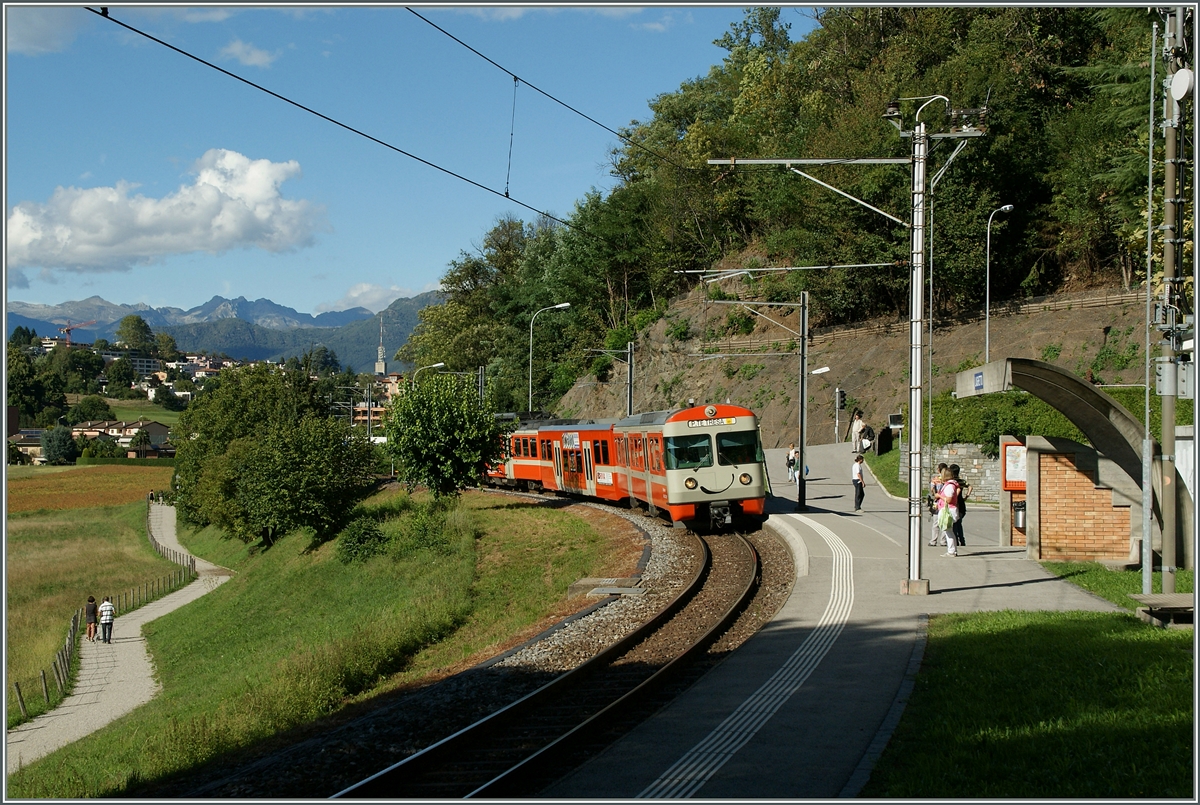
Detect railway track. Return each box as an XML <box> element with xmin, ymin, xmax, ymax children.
<box><xmin>334</xmin><ymin>530</ymin><xmax>760</xmax><ymax>799</ymax></box>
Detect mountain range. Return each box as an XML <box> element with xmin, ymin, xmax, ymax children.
<box><xmin>6</xmin><ymin>292</ymin><xmax>442</xmax><ymax>373</ymax></box>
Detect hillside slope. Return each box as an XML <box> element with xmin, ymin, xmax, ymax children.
<box><xmin>555</xmin><ymin>285</ymin><xmax>1150</xmax><ymax>449</ymax></box>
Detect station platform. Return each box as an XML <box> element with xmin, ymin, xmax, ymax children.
<box><xmin>544</xmin><ymin>441</ymin><xmax>1118</xmax><ymax>798</ymax></box>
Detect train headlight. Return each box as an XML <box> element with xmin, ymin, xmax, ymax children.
<box><xmin>685</xmin><ymin>477</ymin><xmax>698</xmax><ymax>490</ymax></box>
<box><xmin>739</xmin><ymin>473</ymin><xmax>753</xmax><ymax>485</ymax></box>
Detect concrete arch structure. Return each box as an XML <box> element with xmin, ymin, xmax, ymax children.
<box><xmin>956</xmin><ymin>358</ymin><xmax>1193</xmax><ymax>569</ymax></box>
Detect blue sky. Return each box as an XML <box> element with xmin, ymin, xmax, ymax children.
<box><xmin>5</xmin><ymin>5</ymin><xmax>818</xmax><ymax>315</ymax></box>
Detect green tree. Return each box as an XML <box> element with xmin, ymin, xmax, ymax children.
<box><xmin>8</xmin><ymin>440</ymin><xmax>29</xmax><ymax>465</ymax></box>
<box><xmin>155</xmin><ymin>332</ymin><xmax>180</xmax><ymax>361</ymax></box>
<box><xmin>115</xmin><ymin>315</ymin><xmax>154</xmax><ymax>352</ymax></box>
<box><xmin>41</xmin><ymin>425</ymin><xmax>78</xmax><ymax>464</ymax></box>
<box><xmin>384</xmin><ymin>373</ymin><xmax>510</xmax><ymax>498</ymax></box>
<box><xmin>130</xmin><ymin>428</ymin><xmax>152</xmax><ymax>459</ymax></box>
<box><xmin>106</xmin><ymin>357</ymin><xmax>136</xmax><ymax>389</ymax></box>
<box><xmin>67</xmin><ymin>395</ymin><xmax>115</xmax><ymax>425</ymax></box>
<box><xmin>8</xmin><ymin>326</ymin><xmax>39</xmax><ymax>347</ymax></box>
<box><xmin>6</xmin><ymin>343</ymin><xmax>44</xmax><ymax>423</ymax></box>
<box><xmin>173</xmin><ymin>362</ymin><xmax>329</xmax><ymax>528</ymax></box>
<box><xmin>80</xmin><ymin>437</ymin><xmax>124</xmax><ymax>459</ymax></box>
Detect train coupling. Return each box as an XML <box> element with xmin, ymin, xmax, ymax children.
<box><xmin>710</xmin><ymin>502</ymin><xmax>733</xmax><ymax>528</ymax></box>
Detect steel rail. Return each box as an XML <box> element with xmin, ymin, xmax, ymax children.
<box><xmin>333</xmin><ymin>531</ymin><xmax>715</xmax><ymax>798</ymax></box>
<box><xmin>468</xmin><ymin>533</ymin><xmax>761</xmax><ymax>798</ymax></box>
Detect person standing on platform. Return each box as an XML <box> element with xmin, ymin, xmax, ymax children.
<box><xmin>949</xmin><ymin>464</ymin><xmax>967</xmax><ymax>547</ymax></box>
<box><xmin>852</xmin><ymin>455</ymin><xmax>866</xmax><ymax>512</ymax></box>
<box><xmin>98</xmin><ymin>596</ymin><xmax>115</xmax><ymax>643</ymax></box>
<box><xmin>850</xmin><ymin>411</ymin><xmax>864</xmax><ymax>454</ymax></box>
<box><xmin>936</xmin><ymin>466</ymin><xmax>961</xmax><ymax>557</ymax></box>
<box><xmin>928</xmin><ymin>462</ymin><xmax>948</xmax><ymax>546</ymax></box>
<box><xmin>786</xmin><ymin>443</ymin><xmax>798</xmax><ymax>482</ymax></box>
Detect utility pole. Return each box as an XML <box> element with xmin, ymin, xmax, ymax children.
<box><xmin>1158</xmin><ymin>6</ymin><xmax>1193</xmax><ymax>593</ymax></box>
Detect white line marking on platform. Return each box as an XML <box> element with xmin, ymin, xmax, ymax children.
<box><xmin>637</xmin><ymin>514</ymin><xmax>854</xmax><ymax>799</ymax></box>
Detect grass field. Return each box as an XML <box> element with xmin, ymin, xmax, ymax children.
<box><xmin>6</xmin><ymin>501</ymin><xmax>180</xmax><ymax>727</ymax></box>
<box><xmin>105</xmin><ymin>398</ymin><xmax>182</xmax><ymax>427</ymax></box>
<box><xmin>6</xmin><ymin>464</ymin><xmax>175</xmax><ymax>512</ymax></box>
<box><xmin>6</xmin><ymin>488</ymin><xmax>644</xmax><ymax>797</ymax></box>
<box><xmin>1042</xmin><ymin>561</ymin><xmax>1194</xmax><ymax>608</ymax></box>
<box><xmin>860</xmin><ymin>610</ymin><xmax>1193</xmax><ymax>798</ymax></box>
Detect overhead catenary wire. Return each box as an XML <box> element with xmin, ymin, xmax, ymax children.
<box><xmin>405</xmin><ymin>6</ymin><xmax>699</xmax><ymax>174</ymax></box>
<box><xmin>83</xmin><ymin>6</ymin><xmax>599</xmax><ymax>241</ymax></box>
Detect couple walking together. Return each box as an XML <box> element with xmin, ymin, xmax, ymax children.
<box><xmin>84</xmin><ymin>595</ymin><xmax>116</xmax><ymax>643</ymax></box>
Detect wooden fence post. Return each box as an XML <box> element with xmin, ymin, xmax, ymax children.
<box><xmin>13</xmin><ymin>682</ymin><xmax>27</xmax><ymax>719</ymax></box>
<box><xmin>51</xmin><ymin>660</ymin><xmax>63</xmax><ymax>693</ymax></box>
<box><xmin>40</xmin><ymin>670</ymin><xmax>49</xmax><ymax>704</ymax></box>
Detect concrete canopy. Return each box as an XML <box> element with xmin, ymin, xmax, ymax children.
<box><xmin>956</xmin><ymin>357</ymin><xmax>1192</xmax><ymax>567</ymax></box>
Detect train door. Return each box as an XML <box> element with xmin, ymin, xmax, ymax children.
<box><xmin>553</xmin><ymin>442</ymin><xmax>563</xmax><ymax>489</ymax></box>
<box><xmin>643</xmin><ymin>432</ymin><xmax>659</xmax><ymax>514</ymax></box>
<box><xmin>582</xmin><ymin>441</ymin><xmax>596</xmax><ymax>497</ymax></box>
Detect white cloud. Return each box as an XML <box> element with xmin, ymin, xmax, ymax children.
<box><xmin>316</xmin><ymin>283</ymin><xmax>426</xmax><ymax>314</ymax></box>
<box><xmin>5</xmin><ymin>6</ymin><xmax>87</xmax><ymax>55</ymax></box>
<box><xmin>6</xmin><ymin>148</ymin><xmax>326</xmax><ymax>272</ymax></box>
<box><xmin>219</xmin><ymin>38</ymin><xmax>279</xmax><ymax>68</ymax></box>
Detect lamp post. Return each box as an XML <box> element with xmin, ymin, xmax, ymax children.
<box><xmin>528</xmin><ymin>302</ymin><xmax>570</xmax><ymax>412</ymax></box>
<box><xmin>413</xmin><ymin>361</ymin><xmax>444</xmax><ymax>382</ymax></box>
<box><xmin>985</xmin><ymin>204</ymin><xmax>1014</xmax><ymax>364</ymax></box>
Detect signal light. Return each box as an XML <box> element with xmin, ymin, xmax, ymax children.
<box><xmin>837</xmin><ymin>388</ymin><xmax>847</xmax><ymax>410</ymax></box>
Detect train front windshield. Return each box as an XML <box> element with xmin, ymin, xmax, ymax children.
<box><xmin>716</xmin><ymin>430</ymin><xmax>761</xmax><ymax>466</ymax></box>
<box><xmin>665</xmin><ymin>434</ymin><xmax>713</xmax><ymax>469</ymax></box>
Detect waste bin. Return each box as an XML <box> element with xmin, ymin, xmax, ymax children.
<box><xmin>1012</xmin><ymin>500</ymin><xmax>1027</xmax><ymax>530</ymax></box>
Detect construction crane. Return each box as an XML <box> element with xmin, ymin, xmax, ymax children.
<box><xmin>58</xmin><ymin>320</ymin><xmax>97</xmax><ymax>347</ymax></box>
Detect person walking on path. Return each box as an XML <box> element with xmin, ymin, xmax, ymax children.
<box><xmin>6</xmin><ymin>503</ymin><xmax>233</xmax><ymax>774</ymax></box>
<box><xmin>84</xmin><ymin>596</ymin><xmax>98</xmax><ymax>642</ymax></box>
<box><xmin>786</xmin><ymin>443</ymin><xmax>798</xmax><ymax>482</ymax></box>
<box><xmin>851</xmin><ymin>455</ymin><xmax>866</xmax><ymax>512</ymax></box>
<box><xmin>98</xmin><ymin>596</ymin><xmax>115</xmax><ymax>644</ymax></box>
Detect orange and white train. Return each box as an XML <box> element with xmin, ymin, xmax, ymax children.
<box><xmin>486</xmin><ymin>403</ymin><xmax>767</xmax><ymax>530</ymax></box>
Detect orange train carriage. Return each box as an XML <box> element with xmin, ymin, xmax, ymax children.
<box><xmin>485</xmin><ymin>404</ymin><xmax>766</xmax><ymax>530</ymax></box>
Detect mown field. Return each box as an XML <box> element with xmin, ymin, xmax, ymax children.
<box><xmin>7</xmin><ymin>465</ymin><xmax>180</xmax><ymax>725</ymax></box>
<box><xmin>861</xmin><ymin>610</ymin><xmax>1193</xmax><ymax>798</ymax></box>
<box><xmin>6</xmin><ymin>464</ymin><xmax>175</xmax><ymax>512</ymax></box>
<box><xmin>6</xmin><ymin>488</ymin><xmax>644</xmax><ymax>797</ymax></box>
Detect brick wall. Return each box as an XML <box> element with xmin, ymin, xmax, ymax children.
<box><xmin>1010</xmin><ymin>491</ymin><xmax>1026</xmax><ymax>546</ymax></box>
<box><xmin>1037</xmin><ymin>453</ymin><xmax>1130</xmax><ymax>561</ymax></box>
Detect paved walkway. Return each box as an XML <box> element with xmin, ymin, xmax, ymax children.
<box><xmin>546</xmin><ymin>442</ymin><xmax>1119</xmax><ymax>798</ymax></box>
<box><xmin>6</xmin><ymin>504</ymin><xmax>231</xmax><ymax>775</ymax></box>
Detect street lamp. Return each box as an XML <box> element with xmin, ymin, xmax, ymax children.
<box><xmin>413</xmin><ymin>361</ymin><xmax>444</xmax><ymax>381</ymax></box>
<box><xmin>528</xmin><ymin>303</ymin><xmax>570</xmax><ymax>412</ymax></box>
<box><xmin>985</xmin><ymin>204</ymin><xmax>1014</xmax><ymax>363</ymax></box>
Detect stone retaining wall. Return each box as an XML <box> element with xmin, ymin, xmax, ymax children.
<box><xmin>897</xmin><ymin>440</ymin><xmax>1000</xmax><ymax>502</ymax></box>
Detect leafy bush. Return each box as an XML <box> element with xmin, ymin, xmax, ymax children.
<box><xmin>387</xmin><ymin>500</ymin><xmax>464</xmax><ymax>558</ymax></box>
<box><xmin>631</xmin><ymin>305</ymin><xmax>665</xmax><ymax>332</ymax></box>
<box><xmin>738</xmin><ymin>363</ymin><xmax>765</xmax><ymax>381</ymax></box>
<box><xmin>726</xmin><ymin>309</ymin><xmax>755</xmax><ymax>335</ymax></box>
<box><xmin>336</xmin><ymin>517</ymin><xmax>389</xmax><ymax>564</ymax></box>
<box><xmin>591</xmin><ymin>353</ymin><xmax>614</xmax><ymax>381</ymax></box>
<box><xmin>665</xmin><ymin>319</ymin><xmax>691</xmax><ymax>342</ymax></box>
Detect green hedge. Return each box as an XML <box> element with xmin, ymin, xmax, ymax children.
<box><xmin>75</xmin><ymin>457</ymin><xmax>176</xmax><ymax>467</ymax></box>
<box><xmin>926</xmin><ymin>389</ymin><xmax>1193</xmax><ymax>457</ymax></box>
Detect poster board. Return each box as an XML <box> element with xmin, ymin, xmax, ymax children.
<box><xmin>1002</xmin><ymin>441</ymin><xmax>1027</xmax><ymax>491</ymax></box>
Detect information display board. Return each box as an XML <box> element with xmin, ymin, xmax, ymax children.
<box><xmin>1002</xmin><ymin>441</ymin><xmax>1027</xmax><ymax>491</ymax></box>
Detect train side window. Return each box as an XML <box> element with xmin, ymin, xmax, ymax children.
<box><xmin>512</xmin><ymin>437</ymin><xmax>519</xmax><ymax>456</ymax></box>
<box><xmin>531</xmin><ymin>439</ymin><xmax>538</xmax><ymax>459</ymax></box>
<box><xmin>601</xmin><ymin>440</ymin><xmax>610</xmax><ymax>465</ymax></box>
